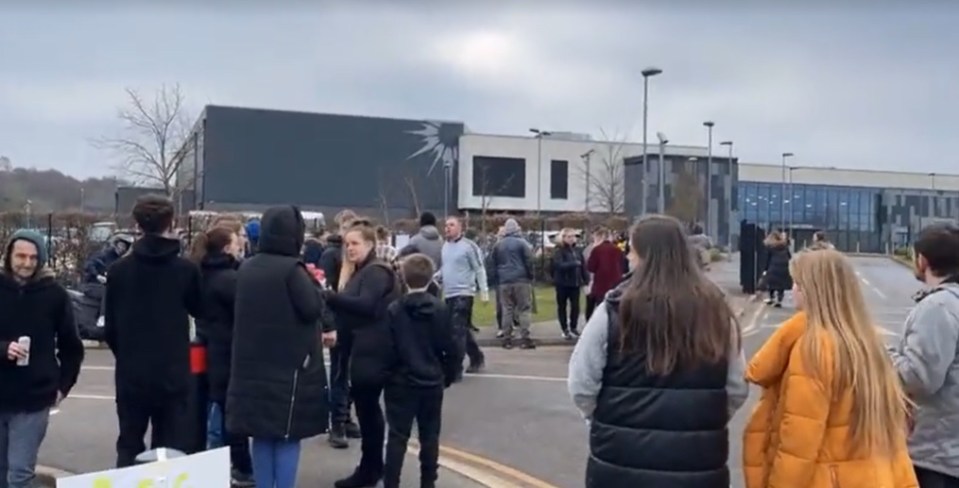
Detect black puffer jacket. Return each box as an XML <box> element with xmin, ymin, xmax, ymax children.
<box><xmin>196</xmin><ymin>252</ymin><xmax>239</xmax><ymax>404</ymax></box>
<box><xmin>227</xmin><ymin>206</ymin><xmax>335</xmax><ymax>440</ymax></box>
<box><xmin>551</xmin><ymin>244</ymin><xmax>588</xmax><ymax>288</ymax></box>
<box><xmin>763</xmin><ymin>242</ymin><xmax>792</xmax><ymax>291</ymax></box>
<box><xmin>326</xmin><ymin>253</ymin><xmax>401</xmax><ymax>387</ymax></box>
<box><xmin>587</xmin><ymin>287</ymin><xmax>730</xmax><ymax>488</ymax></box>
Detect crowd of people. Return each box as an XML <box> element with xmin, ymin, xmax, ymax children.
<box><xmin>569</xmin><ymin>215</ymin><xmax>959</xmax><ymax>488</ymax></box>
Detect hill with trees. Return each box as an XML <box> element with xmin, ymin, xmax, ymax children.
<box><xmin>0</xmin><ymin>166</ymin><xmax>122</xmax><ymax>214</ymax></box>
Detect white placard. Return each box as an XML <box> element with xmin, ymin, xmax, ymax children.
<box><xmin>56</xmin><ymin>448</ymin><xmax>230</xmax><ymax>488</ymax></box>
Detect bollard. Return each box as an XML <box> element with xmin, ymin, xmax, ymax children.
<box><xmin>185</xmin><ymin>336</ymin><xmax>209</xmax><ymax>454</ymax></box>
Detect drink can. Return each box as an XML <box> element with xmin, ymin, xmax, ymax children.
<box><xmin>16</xmin><ymin>336</ymin><xmax>30</xmax><ymax>367</ymax></box>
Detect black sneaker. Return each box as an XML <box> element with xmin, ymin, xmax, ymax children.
<box><xmin>334</xmin><ymin>468</ymin><xmax>382</xmax><ymax>488</ymax></box>
<box><xmin>501</xmin><ymin>338</ymin><xmax>514</xmax><ymax>350</ymax></box>
<box><xmin>231</xmin><ymin>469</ymin><xmax>255</xmax><ymax>487</ymax></box>
<box><xmin>519</xmin><ymin>339</ymin><xmax>537</xmax><ymax>350</ymax></box>
<box><xmin>570</xmin><ymin>329</ymin><xmax>580</xmax><ymax>338</ymax></box>
<box><xmin>328</xmin><ymin>423</ymin><xmax>348</xmax><ymax>449</ymax></box>
<box><xmin>466</xmin><ymin>361</ymin><xmax>485</xmax><ymax>374</ymax></box>
<box><xmin>495</xmin><ymin>330</ymin><xmax>505</xmax><ymax>338</ymax></box>
<box><xmin>774</xmin><ymin>302</ymin><xmax>783</xmax><ymax>308</ymax></box>
<box><xmin>344</xmin><ymin>420</ymin><xmax>362</xmax><ymax>439</ymax></box>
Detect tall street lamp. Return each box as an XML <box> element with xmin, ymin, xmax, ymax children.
<box><xmin>656</xmin><ymin>132</ymin><xmax>668</xmax><ymax>213</ymax></box>
<box><xmin>719</xmin><ymin>140</ymin><xmax>733</xmax><ymax>249</ymax></box>
<box><xmin>641</xmin><ymin>67</ymin><xmax>663</xmax><ymax>216</ymax></box>
<box><xmin>529</xmin><ymin>128</ymin><xmax>552</xmax><ymax>247</ymax></box>
<box><xmin>930</xmin><ymin>172</ymin><xmax>938</xmax><ymax>191</ymax></box>
<box><xmin>703</xmin><ymin>121</ymin><xmax>715</xmax><ymax>239</ymax></box>
<box><xmin>581</xmin><ymin>149</ymin><xmax>595</xmax><ymax>213</ymax></box>
<box><xmin>780</xmin><ymin>152</ymin><xmax>794</xmax><ymax>231</ymax></box>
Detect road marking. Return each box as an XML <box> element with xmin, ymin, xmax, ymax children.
<box><xmin>466</xmin><ymin>372</ymin><xmax>566</xmax><ymax>383</ymax></box>
<box><xmin>68</xmin><ymin>393</ymin><xmax>115</xmax><ymax>401</ymax></box>
<box><xmin>81</xmin><ymin>365</ymin><xmax>113</xmax><ymax>371</ymax></box>
<box><xmin>742</xmin><ymin>307</ymin><xmax>769</xmax><ymax>337</ymax></box>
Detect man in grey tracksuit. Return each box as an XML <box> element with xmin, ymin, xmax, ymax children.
<box><xmin>438</xmin><ymin>217</ymin><xmax>489</xmax><ymax>381</ymax></box>
<box><xmin>489</xmin><ymin>219</ymin><xmax>535</xmax><ymax>349</ymax></box>
<box><xmin>888</xmin><ymin>224</ymin><xmax>959</xmax><ymax>486</ymax></box>
<box><xmin>399</xmin><ymin>212</ymin><xmax>444</xmax><ymax>296</ymax></box>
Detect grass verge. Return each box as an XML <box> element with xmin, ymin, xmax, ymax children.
<box><xmin>472</xmin><ymin>285</ymin><xmax>567</xmax><ymax>327</ymax></box>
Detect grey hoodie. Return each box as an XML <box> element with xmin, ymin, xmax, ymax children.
<box><xmin>399</xmin><ymin>225</ymin><xmax>444</xmax><ymax>268</ymax></box>
<box><xmin>889</xmin><ymin>281</ymin><xmax>959</xmax><ymax>478</ymax></box>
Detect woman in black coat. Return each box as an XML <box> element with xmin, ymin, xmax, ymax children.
<box><xmin>227</xmin><ymin>206</ymin><xmax>336</xmax><ymax>488</ymax></box>
<box><xmin>324</xmin><ymin>220</ymin><xmax>402</xmax><ymax>488</ymax></box>
<box><xmin>191</xmin><ymin>225</ymin><xmax>253</xmax><ymax>484</ymax></box>
<box><xmin>762</xmin><ymin>231</ymin><xmax>793</xmax><ymax>307</ymax></box>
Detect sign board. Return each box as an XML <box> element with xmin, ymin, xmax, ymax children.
<box><xmin>57</xmin><ymin>448</ymin><xmax>230</xmax><ymax>488</ymax></box>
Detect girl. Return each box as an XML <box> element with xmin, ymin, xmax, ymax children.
<box><xmin>743</xmin><ymin>249</ymin><xmax>917</xmax><ymax>488</ymax></box>
<box><xmin>568</xmin><ymin>214</ymin><xmax>748</xmax><ymax>488</ymax></box>
<box><xmin>325</xmin><ymin>220</ymin><xmax>402</xmax><ymax>488</ymax></box>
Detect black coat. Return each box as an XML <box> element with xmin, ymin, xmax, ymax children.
<box><xmin>551</xmin><ymin>244</ymin><xmax>588</xmax><ymax>288</ymax></box>
<box><xmin>326</xmin><ymin>253</ymin><xmax>401</xmax><ymax>387</ymax></box>
<box><xmin>196</xmin><ymin>252</ymin><xmax>239</xmax><ymax>404</ymax></box>
<box><xmin>227</xmin><ymin>206</ymin><xmax>335</xmax><ymax>441</ymax></box>
<box><xmin>318</xmin><ymin>235</ymin><xmax>343</xmax><ymax>292</ymax></box>
<box><xmin>104</xmin><ymin>234</ymin><xmax>203</xmax><ymax>399</ymax></box>
<box><xmin>587</xmin><ymin>289</ymin><xmax>730</xmax><ymax>488</ymax></box>
<box><xmin>763</xmin><ymin>243</ymin><xmax>793</xmax><ymax>291</ymax></box>
<box><xmin>386</xmin><ymin>292</ymin><xmax>457</xmax><ymax>388</ymax></box>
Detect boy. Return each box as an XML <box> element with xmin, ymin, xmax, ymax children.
<box><xmin>383</xmin><ymin>254</ymin><xmax>456</xmax><ymax>488</ymax></box>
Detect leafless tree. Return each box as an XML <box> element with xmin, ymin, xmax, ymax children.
<box><xmin>376</xmin><ymin>169</ymin><xmax>392</xmax><ymax>226</ymax></box>
<box><xmin>403</xmin><ymin>176</ymin><xmax>423</xmax><ymax>218</ymax></box>
<box><xmin>93</xmin><ymin>84</ymin><xmax>193</xmax><ymax>200</ymax></box>
<box><xmin>580</xmin><ymin>129</ymin><xmax>626</xmax><ymax>215</ymax></box>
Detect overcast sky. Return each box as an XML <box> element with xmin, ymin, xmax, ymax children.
<box><xmin>2</xmin><ymin>3</ymin><xmax>957</xmax><ymax>179</ymax></box>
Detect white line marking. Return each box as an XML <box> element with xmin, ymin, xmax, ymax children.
<box><xmin>68</xmin><ymin>393</ymin><xmax>115</xmax><ymax>401</ymax></box>
<box><xmin>466</xmin><ymin>372</ymin><xmax>566</xmax><ymax>382</ymax></box>
<box><xmin>81</xmin><ymin>365</ymin><xmax>113</xmax><ymax>371</ymax></box>
<box><xmin>858</xmin><ymin>276</ymin><xmax>888</xmax><ymax>300</ymax></box>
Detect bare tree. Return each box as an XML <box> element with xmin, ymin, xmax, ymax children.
<box><xmin>93</xmin><ymin>84</ymin><xmax>193</xmax><ymax>199</ymax></box>
<box><xmin>376</xmin><ymin>169</ymin><xmax>392</xmax><ymax>226</ymax></box>
<box><xmin>403</xmin><ymin>175</ymin><xmax>422</xmax><ymax>218</ymax></box>
<box><xmin>667</xmin><ymin>159</ymin><xmax>703</xmax><ymax>225</ymax></box>
<box><xmin>474</xmin><ymin>161</ymin><xmax>515</xmax><ymax>234</ymax></box>
<box><xmin>580</xmin><ymin>129</ymin><xmax>626</xmax><ymax>215</ymax></box>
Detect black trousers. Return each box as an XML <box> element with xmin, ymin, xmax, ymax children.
<box><xmin>446</xmin><ymin>296</ymin><xmax>484</xmax><ymax>377</ymax></box>
<box><xmin>328</xmin><ymin>341</ymin><xmax>353</xmax><ymax>425</ymax></box>
<box><xmin>585</xmin><ymin>295</ymin><xmax>597</xmax><ymax>322</ymax></box>
<box><xmin>383</xmin><ymin>385</ymin><xmax>443</xmax><ymax>488</ymax></box>
<box><xmin>555</xmin><ymin>286</ymin><xmax>581</xmax><ymax>333</ymax></box>
<box><xmin>352</xmin><ymin>383</ymin><xmax>385</xmax><ymax>475</ymax></box>
<box><xmin>115</xmin><ymin>393</ymin><xmax>187</xmax><ymax>467</ymax></box>
<box><xmin>916</xmin><ymin>467</ymin><xmax>959</xmax><ymax>488</ymax></box>
<box><xmin>768</xmin><ymin>289</ymin><xmax>785</xmax><ymax>302</ymax></box>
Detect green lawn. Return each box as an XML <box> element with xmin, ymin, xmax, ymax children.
<box><xmin>473</xmin><ymin>285</ymin><xmax>577</xmax><ymax>327</ymax></box>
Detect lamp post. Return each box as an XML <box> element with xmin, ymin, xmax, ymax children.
<box><xmin>581</xmin><ymin>149</ymin><xmax>595</xmax><ymax>214</ymax></box>
<box><xmin>930</xmin><ymin>172</ymin><xmax>937</xmax><ymax>191</ymax></box>
<box><xmin>640</xmin><ymin>67</ymin><xmax>663</xmax><ymax>216</ymax></box>
<box><xmin>703</xmin><ymin>121</ymin><xmax>715</xmax><ymax>239</ymax></box>
<box><xmin>529</xmin><ymin>128</ymin><xmax>552</xmax><ymax>249</ymax></box>
<box><xmin>443</xmin><ymin>159</ymin><xmax>452</xmax><ymax>217</ymax></box>
<box><xmin>788</xmin><ymin>166</ymin><xmax>797</xmax><ymax>250</ymax></box>
<box><xmin>656</xmin><ymin>132</ymin><xmax>668</xmax><ymax>213</ymax></box>
<box><xmin>780</xmin><ymin>152</ymin><xmax>794</xmax><ymax>231</ymax></box>
<box><xmin>719</xmin><ymin>140</ymin><xmax>733</xmax><ymax>249</ymax></box>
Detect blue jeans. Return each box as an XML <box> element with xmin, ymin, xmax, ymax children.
<box><xmin>251</xmin><ymin>438</ymin><xmax>300</xmax><ymax>488</ymax></box>
<box><xmin>328</xmin><ymin>343</ymin><xmax>352</xmax><ymax>425</ymax></box>
<box><xmin>207</xmin><ymin>402</ymin><xmax>225</xmax><ymax>449</ymax></box>
<box><xmin>207</xmin><ymin>402</ymin><xmax>253</xmax><ymax>476</ymax></box>
<box><xmin>0</xmin><ymin>409</ymin><xmax>51</xmax><ymax>488</ymax></box>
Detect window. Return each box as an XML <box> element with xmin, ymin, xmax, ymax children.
<box><xmin>549</xmin><ymin>159</ymin><xmax>569</xmax><ymax>200</ymax></box>
<box><xmin>472</xmin><ymin>156</ymin><xmax>526</xmax><ymax>198</ymax></box>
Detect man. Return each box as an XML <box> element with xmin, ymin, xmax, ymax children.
<box><xmin>687</xmin><ymin>223</ymin><xmax>712</xmax><ymax>270</ymax></box>
<box><xmin>888</xmin><ymin>223</ymin><xmax>959</xmax><ymax>486</ymax></box>
<box><xmin>319</xmin><ymin>212</ymin><xmax>361</xmax><ymax>448</ymax></box>
<box><xmin>586</xmin><ymin>227</ymin><xmax>624</xmax><ymax>320</ymax></box>
<box><xmin>438</xmin><ymin>217</ymin><xmax>488</xmax><ymax>380</ymax></box>
<box><xmin>82</xmin><ymin>233</ymin><xmax>134</xmax><ymax>283</ymax></box>
<box><xmin>489</xmin><ymin>218</ymin><xmax>535</xmax><ymax>349</ymax></box>
<box><xmin>551</xmin><ymin>228</ymin><xmax>588</xmax><ymax>340</ymax></box>
<box><xmin>104</xmin><ymin>194</ymin><xmax>204</xmax><ymax>467</ymax></box>
<box><xmin>1</xmin><ymin>230</ymin><xmax>84</xmax><ymax>488</ymax></box>
<box><xmin>398</xmin><ymin>212</ymin><xmax>444</xmax><ymax>269</ymax></box>
<box><xmin>302</xmin><ymin>229</ymin><xmax>325</xmax><ymax>268</ymax></box>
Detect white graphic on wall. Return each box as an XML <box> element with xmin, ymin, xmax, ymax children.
<box><xmin>406</xmin><ymin>121</ymin><xmax>459</xmax><ymax>176</ymax></box>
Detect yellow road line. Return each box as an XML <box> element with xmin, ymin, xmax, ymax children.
<box><xmin>409</xmin><ymin>441</ymin><xmax>559</xmax><ymax>488</ymax></box>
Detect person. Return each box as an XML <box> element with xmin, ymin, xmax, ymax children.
<box><xmin>398</xmin><ymin>212</ymin><xmax>444</xmax><ymax>269</ymax></box>
<box><xmin>687</xmin><ymin>223</ymin><xmax>712</xmax><ymax>270</ymax></box>
<box><xmin>375</xmin><ymin>225</ymin><xmax>399</xmax><ymax>270</ymax></box>
<box><xmin>761</xmin><ymin>230</ymin><xmax>792</xmax><ymax>307</ymax></box>
<box><xmin>189</xmin><ymin>225</ymin><xmax>253</xmax><ymax>487</ymax></box>
<box><xmin>382</xmin><ymin>254</ymin><xmax>456</xmax><ymax>488</ymax></box>
<box><xmin>319</xmin><ymin>214</ymin><xmax>362</xmax><ymax>448</ymax></box>
<box><xmin>228</xmin><ymin>205</ymin><xmax>336</xmax><ymax>488</ymax></box>
<box><xmin>489</xmin><ymin>218</ymin><xmax>535</xmax><ymax>349</ymax></box>
<box><xmin>552</xmin><ymin>228</ymin><xmax>588</xmax><ymax>340</ymax></box>
<box><xmin>103</xmin><ymin>194</ymin><xmax>203</xmax><ymax>467</ymax></box>
<box><xmin>743</xmin><ymin>249</ymin><xmax>918</xmax><ymax>488</ymax></box>
<box><xmin>82</xmin><ymin>232</ymin><xmax>134</xmax><ymax>283</ymax></box>
<box><xmin>244</xmin><ymin>219</ymin><xmax>260</xmax><ymax>257</ymax></box>
<box><xmin>324</xmin><ymin>220</ymin><xmax>402</xmax><ymax>488</ymax></box>
<box><xmin>582</xmin><ymin>227</ymin><xmax>598</xmax><ymax>320</ymax></box>
<box><xmin>586</xmin><ymin>227</ymin><xmax>624</xmax><ymax>318</ymax></box>
<box><xmin>809</xmin><ymin>230</ymin><xmax>836</xmax><ymax>250</ymax></box>
<box><xmin>0</xmin><ymin>230</ymin><xmax>84</xmax><ymax>488</ymax></box>
<box><xmin>888</xmin><ymin>223</ymin><xmax>959</xmax><ymax>486</ymax></box>
<box><xmin>439</xmin><ymin>217</ymin><xmax>489</xmax><ymax>379</ymax></box>
<box><xmin>302</xmin><ymin>229</ymin><xmax>325</xmax><ymax>267</ymax></box>
<box><xmin>568</xmin><ymin>215</ymin><xmax>747</xmax><ymax>488</ymax></box>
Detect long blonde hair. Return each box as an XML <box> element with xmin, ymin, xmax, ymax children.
<box><xmin>790</xmin><ymin>249</ymin><xmax>910</xmax><ymax>456</ymax></box>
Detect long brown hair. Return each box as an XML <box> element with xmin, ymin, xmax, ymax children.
<box><xmin>790</xmin><ymin>250</ymin><xmax>910</xmax><ymax>456</ymax></box>
<box><xmin>190</xmin><ymin>226</ymin><xmax>236</xmax><ymax>264</ymax></box>
<box><xmin>618</xmin><ymin>214</ymin><xmax>736</xmax><ymax>375</ymax></box>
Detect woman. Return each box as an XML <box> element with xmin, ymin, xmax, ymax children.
<box><xmin>568</xmin><ymin>214</ymin><xmax>748</xmax><ymax>488</ymax></box>
<box><xmin>762</xmin><ymin>230</ymin><xmax>792</xmax><ymax>307</ymax></box>
<box><xmin>228</xmin><ymin>206</ymin><xmax>335</xmax><ymax>488</ymax></box>
<box><xmin>810</xmin><ymin>230</ymin><xmax>836</xmax><ymax>250</ymax></box>
<box><xmin>742</xmin><ymin>249</ymin><xmax>918</xmax><ymax>488</ymax></box>
<box><xmin>190</xmin><ymin>225</ymin><xmax>253</xmax><ymax>486</ymax></box>
<box><xmin>325</xmin><ymin>220</ymin><xmax>402</xmax><ymax>488</ymax></box>
<box><xmin>551</xmin><ymin>228</ymin><xmax>588</xmax><ymax>340</ymax></box>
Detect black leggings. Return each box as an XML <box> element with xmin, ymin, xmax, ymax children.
<box><xmin>916</xmin><ymin>467</ymin><xmax>959</xmax><ymax>488</ymax></box>
<box><xmin>352</xmin><ymin>384</ymin><xmax>385</xmax><ymax>475</ymax></box>
<box><xmin>768</xmin><ymin>289</ymin><xmax>784</xmax><ymax>302</ymax></box>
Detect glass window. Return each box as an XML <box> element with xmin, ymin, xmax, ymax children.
<box><xmin>549</xmin><ymin>159</ymin><xmax>569</xmax><ymax>200</ymax></box>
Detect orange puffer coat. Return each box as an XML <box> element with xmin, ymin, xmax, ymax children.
<box><xmin>742</xmin><ymin>312</ymin><xmax>918</xmax><ymax>488</ymax></box>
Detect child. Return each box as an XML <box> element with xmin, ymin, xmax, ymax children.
<box><xmin>383</xmin><ymin>254</ymin><xmax>457</xmax><ymax>488</ymax></box>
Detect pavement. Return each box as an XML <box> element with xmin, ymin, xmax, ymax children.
<box><xmin>43</xmin><ymin>255</ymin><xmax>917</xmax><ymax>488</ymax></box>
